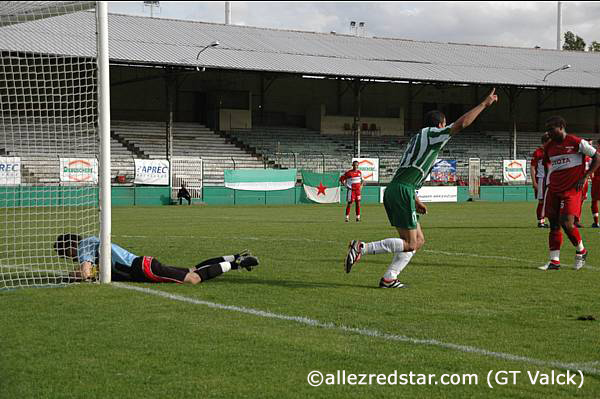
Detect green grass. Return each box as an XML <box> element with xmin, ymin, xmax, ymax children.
<box><xmin>2</xmin><ymin>202</ymin><xmax>600</xmax><ymax>398</ymax></box>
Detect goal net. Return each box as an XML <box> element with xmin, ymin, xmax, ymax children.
<box><xmin>0</xmin><ymin>2</ymin><xmax>100</xmax><ymax>288</ymax></box>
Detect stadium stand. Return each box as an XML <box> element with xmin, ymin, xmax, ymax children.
<box><xmin>0</xmin><ymin>117</ymin><xmax>556</xmax><ymax>186</ymax></box>
<box><xmin>111</xmin><ymin>120</ymin><xmax>265</xmax><ymax>186</ymax></box>
<box><xmin>227</xmin><ymin>126</ymin><xmax>530</xmax><ymax>183</ymax></box>
<box><xmin>0</xmin><ymin>119</ymin><xmax>134</xmax><ymax>184</ymax></box>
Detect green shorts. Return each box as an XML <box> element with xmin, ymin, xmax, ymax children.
<box><xmin>383</xmin><ymin>182</ymin><xmax>419</xmax><ymax>230</ymax></box>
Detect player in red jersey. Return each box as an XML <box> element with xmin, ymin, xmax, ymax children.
<box><xmin>539</xmin><ymin>116</ymin><xmax>600</xmax><ymax>271</ymax></box>
<box><xmin>576</xmin><ymin>150</ymin><xmax>592</xmax><ymax>227</ymax></box>
<box><xmin>591</xmin><ymin>141</ymin><xmax>600</xmax><ymax>228</ymax></box>
<box><xmin>340</xmin><ymin>161</ymin><xmax>364</xmax><ymax>222</ymax></box>
<box><xmin>531</xmin><ymin>133</ymin><xmax>550</xmax><ymax>228</ymax></box>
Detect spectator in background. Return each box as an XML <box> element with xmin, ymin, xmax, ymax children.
<box><xmin>178</xmin><ymin>183</ymin><xmax>192</xmax><ymax>205</ymax></box>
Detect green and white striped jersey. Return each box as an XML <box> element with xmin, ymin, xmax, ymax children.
<box><xmin>392</xmin><ymin>124</ymin><xmax>453</xmax><ymax>188</ymax></box>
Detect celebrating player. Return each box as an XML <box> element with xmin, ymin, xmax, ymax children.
<box><xmin>345</xmin><ymin>88</ymin><xmax>498</xmax><ymax>288</ymax></box>
<box><xmin>340</xmin><ymin>160</ymin><xmax>364</xmax><ymax>222</ymax></box>
<box><xmin>538</xmin><ymin>117</ymin><xmax>600</xmax><ymax>271</ymax></box>
<box><xmin>531</xmin><ymin>133</ymin><xmax>550</xmax><ymax>227</ymax></box>
<box><xmin>54</xmin><ymin>234</ymin><xmax>259</xmax><ymax>283</ymax></box>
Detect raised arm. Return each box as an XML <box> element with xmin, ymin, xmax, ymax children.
<box><xmin>450</xmin><ymin>88</ymin><xmax>498</xmax><ymax>135</ymax></box>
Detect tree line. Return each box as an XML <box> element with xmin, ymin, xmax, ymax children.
<box><xmin>563</xmin><ymin>31</ymin><xmax>600</xmax><ymax>51</ymax></box>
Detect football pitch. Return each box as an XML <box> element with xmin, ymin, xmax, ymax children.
<box><xmin>2</xmin><ymin>201</ymin><xmax>600</xmax><ymax>398</ymax></box>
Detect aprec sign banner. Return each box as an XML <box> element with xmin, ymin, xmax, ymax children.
<box><xmin>0</xmin><ymin>157</ymin><xmax>21</xmax><ymax>185</ymax></box>
<box><xmin>134</xmin><ymin>159</ymin><xmax>170</xmax><ymax>185</ymax></box>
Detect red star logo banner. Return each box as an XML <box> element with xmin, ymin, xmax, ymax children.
<box><xmin>317</xmin><ymin>182</ymin><xmax>327</xmax><ymax>196</ymax></box>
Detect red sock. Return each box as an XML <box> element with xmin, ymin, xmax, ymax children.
<box><xmin>346</xmin><ymin>204</ymin><xmax>351</xmax><ymax>216</ymax></box>
<box><xmin>355</xmin><ymin>201</ymin><xmax>360</xmax><ymax>217</ymax></box>
<box><xmin>536</xmin><ymin>201</ymin><xmax>544</xmax><ymax>221</ymax></box>
<box><xmin>564</xmin><ymin>227</ymin><xmax>582</xmax><ymax>247</ymax></box>
<box><xmin>549</xmin><ymin>229</ymin><xmax>563</xmax><ymax>251</ymax></box>
<box><xmin>592</xmin><ymin>200</ymin><xmax>599</xmax><ymax>214</ymax></box>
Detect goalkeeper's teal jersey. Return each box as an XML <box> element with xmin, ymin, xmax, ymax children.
<box><xmin>391</xmin><ymin>124</ymin><xmax>453</xmax><ymax>189</ymax></box>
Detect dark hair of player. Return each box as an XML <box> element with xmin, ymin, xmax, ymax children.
<box><xmin>424</xmin><ymin>110</ymin><xmax>446</xmax><ymax>128</ymax></box>
<box><xmin>53</xmin><ymin>233</ymin><xmax>82</xmax><ymax>257</ymax></box>
<box><xmin>545</xmin><ymin>116</ymin><xmax>566</xmax><ymax>131</ymax></box>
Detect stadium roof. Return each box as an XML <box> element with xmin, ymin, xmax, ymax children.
<box><xmin>1</xmin><ymin>11</ymin><xmax>600</xmax><ymax>89</ymax></box>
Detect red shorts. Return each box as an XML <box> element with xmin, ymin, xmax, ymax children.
<box><xmin>543</xmin><ymin>188</ymin><xmax>583</xmax><ymax>221</ymax></box>
<box><xmin>346</xmin><ymin>189</ymin><xmax>361</xmax><ymax>203</ymax></box>
<box><xmin>592</xmin><ymin>181</ymin><xmax>600</xmax><ymax>201</ymax></box>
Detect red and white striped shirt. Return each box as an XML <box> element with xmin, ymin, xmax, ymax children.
<box><xmin>543</xmin><ymin>134</ymin><xmax>596</xmax><ymax>193</ymax></box>
<box><xmin>340</xmin><ymin>169</ymin><xmax>363</xmax><ymax>191</ymax></box>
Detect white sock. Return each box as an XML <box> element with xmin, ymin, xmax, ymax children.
<box><xmin>223</xmin><ymin>255</ymin><xmax>235</xmax><ymax>262</ymax></box>
<box><xmin>362</xmin><ymin>238</ymin><xmax>404</xmax><ymax>255</ymax></box>
<box><xmin>549</xmin><ymin>250</ymin><xmax>560</xmax><ymax>262</ymax></box>
<box><xmin>383</xmin><ymin>251</ymin><xmax>415</xmax><ymax>280</ymax></box>
<box><xmin>219</xmin><ymin>262</ymin><xmax>232</xmax><ymax>273</ymax></box>
<box><xmin>576</xmin><ymin>241</ymin><xmax>585</xmax><ymax>252</ymax></box>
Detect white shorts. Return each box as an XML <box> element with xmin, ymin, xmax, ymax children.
<box><xmin>536</xmin><ymin>177</ymin><xmax>545</xmax><ymax>200</ymax></box>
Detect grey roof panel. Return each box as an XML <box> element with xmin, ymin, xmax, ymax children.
<box><xmin>1</xmin><ymin>11</ymin><xmax>600</xmax><ymax>88</ymax></box>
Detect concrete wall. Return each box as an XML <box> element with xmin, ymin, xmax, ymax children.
<box><xmin>4</xmin><ymin>185</ymin><xmax>595</xmax><ymax>207</ymax></box>
<box><xmin>219</xmin><ymin>109</ymin><xmax>252</xmax><ymax>130</ymax></box>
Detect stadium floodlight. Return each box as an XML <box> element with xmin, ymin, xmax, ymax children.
<box><xmin>195</xmin><ymin>41</ymin><xmax>220</xmax><ymax>71</ymax></box>
<box><xmin>543</xmin><ymin>64</ymin><xmax>571</xmax><ymax>81</ymax></box>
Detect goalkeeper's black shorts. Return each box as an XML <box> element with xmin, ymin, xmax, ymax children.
<box><xmin>127</xmin><ymin>256</ymin><xmax>188</xmax><ymax>283</ymax></box>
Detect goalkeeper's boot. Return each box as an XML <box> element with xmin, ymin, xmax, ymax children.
<box><xmin>236</xmin><ymin>254</ymin><xmax>259</xmax><ymax>271</ymax></box>
<box><xmin>574</xmin><ymin>250</ymin><xmax>587</xmax><ymax>271</ymax></box>
<box><xmin>345</xmin><ymin>240</ymin><xmax>363</xmax><ymax>273</ymax></box>
<box><xmin>538</xmin><ymin>261</ymin><xmax>561</xmax><ymax>271</ymax></box>
<box><xmin>592</xmin><ymin>223</ymin><xmax>600</xmax><ymax>228</ymax></box>
<box><xmin>379</xmin><ymin>278</ymin><xmax>407</xmax><ymax>288</ymax></box>
<box><xmin>235</xmin><ymin>249</ymin><xmax>251</xmax><ymax>259</ymax></box>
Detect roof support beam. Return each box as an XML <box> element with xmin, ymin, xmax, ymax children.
<box><xmin>502</xmin><ymin>86</ymin><xmax>525</xmax><ymax>159</ymax></box>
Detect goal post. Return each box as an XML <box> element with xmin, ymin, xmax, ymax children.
<box><xmin>0</xmin><ymin>1</ymin><xmax>111</xmax><ymax>288</ymax></box>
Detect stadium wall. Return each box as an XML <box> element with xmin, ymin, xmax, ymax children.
<box><xmin>0</xmin><ymin>185</ymin><xmax>590</xmax><ymax>206</ymax></box>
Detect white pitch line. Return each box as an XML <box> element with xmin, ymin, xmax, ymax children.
<box><xmin>113</xmin><ymin>283</ymin><xmax>600</xmax><ymax>376</ymax></box>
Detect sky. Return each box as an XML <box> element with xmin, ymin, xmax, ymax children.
<box><xmin>107</xmin><ymin>1</ymin><xmax>600</xmax><ymax>49</ymax></box>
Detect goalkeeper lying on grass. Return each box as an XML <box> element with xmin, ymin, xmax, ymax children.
<box><xmin>53</xmin><ymin>234</ymin><xmax>259</xmax><ymax>284</ymax></box>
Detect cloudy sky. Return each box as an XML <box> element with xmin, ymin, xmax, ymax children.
<box><xmin>108</xmin><ymin>2</ymin><xmax>600</xmax><ymax>49</ymax></box>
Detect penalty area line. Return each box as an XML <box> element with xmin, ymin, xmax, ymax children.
<box><xmin>113</xmin><ymin>282</ymin><xmax>600</xmax><ymax>376</ymax></box>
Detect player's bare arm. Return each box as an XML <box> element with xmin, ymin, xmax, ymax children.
<box><xmin>577</xmin><ymin>153</ymin><xmax>600</xmax><ymax>191</ymax></box>
<box><xmin>415</xmin><ymin>196</ymin><xmax>428</xmax><ymax>215</ymax></box>
<box><xmin>450</xmin><ymin>88</ymin><xmax>498</xmax><ymax>135</ymax></box>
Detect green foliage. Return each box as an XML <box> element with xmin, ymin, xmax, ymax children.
<box><xmin>588</xmin><ymin>41</ymin><xmax>600</xmax><ymax>52</ymax></box>
<box><xmin>563</xmin><ymin>31</ymin><xmax>586</xmax><ymax>51</ymax></box>
<box><xmin>2</xmin><ymin>203</ymin><xmax>600</xmax><ymax>398</ymax></box>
